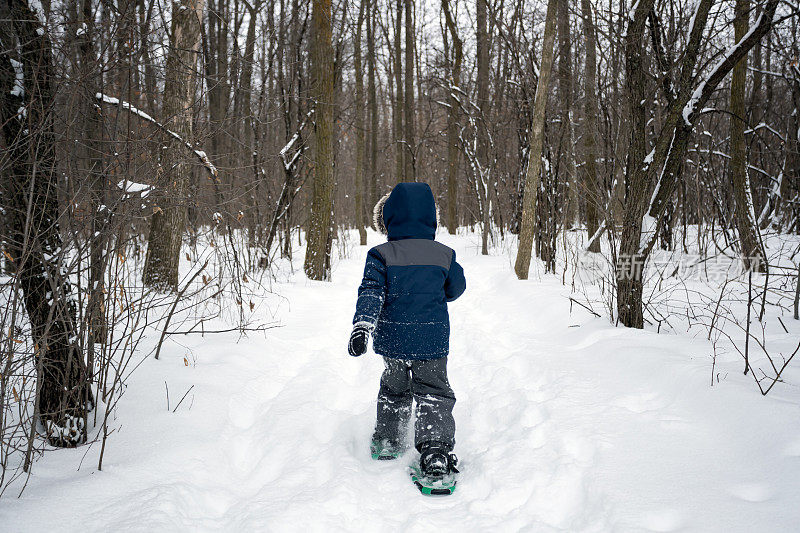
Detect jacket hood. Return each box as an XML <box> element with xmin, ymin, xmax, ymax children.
<box><xmin>373</xmin><ymin>183</ymin><xmax>437</xmax><ymax>240</ymax></box>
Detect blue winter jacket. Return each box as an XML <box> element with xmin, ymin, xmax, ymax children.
<box><xmin>353</xmin><ymin>183</ymin><xmax>466</xmax><ymax>360</ymax></box>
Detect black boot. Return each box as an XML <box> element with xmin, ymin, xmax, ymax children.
<box><xmin>418</xmin><ymin>441</ymin><xmax>459</xmax><ymax>478</ymax></box>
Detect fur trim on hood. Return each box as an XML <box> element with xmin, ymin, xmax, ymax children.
<box><xmin>373</xmin><ymin>193</ymin><xmax>392</xmax><ymax>235</ymax></box>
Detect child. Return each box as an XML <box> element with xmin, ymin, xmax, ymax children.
<box><xmin>348</xmin><ymin>182</ymin><xmax>466</xmax><ymax>479</ymax></box>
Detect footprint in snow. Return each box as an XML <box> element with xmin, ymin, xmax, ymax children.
<box><xmin>611</xmin><ymin>392</ymin><xmax>667</xmax><ymax>414</ymax></box>
<box><xmin>640</xmin><ymin>508</ymin><xmax>685</xmax><ymax>532</ymax></box>
<box><xmin>727</xmin><ymin>482</ymin><xmax>774</xmax><ymax>502</ymax></box>
<box><xmin>783</xmin><ymin>436</ymin><xmax>800</xmax><ymax>457</ymax></box>
<box><xmin>227</xmin><ymin>381</ymin><xmax>262</xmax><ymax>430</ymax></box>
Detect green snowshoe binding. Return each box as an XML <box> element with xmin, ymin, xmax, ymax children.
<box><xmin>409</xmin><ymin>443</ymin><xmax>459</xmax><ymax>495</ymax></box>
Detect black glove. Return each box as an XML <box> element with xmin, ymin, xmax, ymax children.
<box><xmin>348</xmin><ymin>325</ymin><xmax>370</xmax><ymax>357</ymax></box>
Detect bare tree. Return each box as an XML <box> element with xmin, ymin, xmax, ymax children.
<box><xmin>366</xmin><ymin>0</ymin><xmax>379</xmax><ymax>209</ymax></box>
<box><xmin>476</xmin><ymin>0</ymin><xmax>491</xmax><ymax>253</ymax></box>
<box><xmin>354</xmin><ymin>0</ymin><xmax>368</xmax><ymax>244</ymax></box>
<box><xmin>143</xmin><ymin>0</ymin><xmax>206</xmax><ymax>290</ymax></box>
<box><xmin>514</xmin><ymin>0</ymin><xmax>559</xmax><ymax>280</ymax></box>
<box><xmin>730</xmin><ymin>0</ymin><xmax>766</xmax><ymax>271</ymax></box>
<box><xmin>0</xmin><ymin>0</ymin><xmax>93</xmax><ymax>447</ymax></box>
<box><xmin>403</xmin><ymin>0</ymin><xmax>415</xmax><ymax>180</ymax></box>
<box><xmin>616</xmin><ymin>0</ymin><xmax>780</xmax><ymax>328</ymax></box>
<box><xmin>442</xmin><ymin>0</ymin><xmax>462</xmax><ymax>234</ymax></box>
<box><xmin>303</xmin><ymin>0</ymin><xmax>335</xmax><ymax>280</ymax></box>
<box><xmin>393</xmin><ymin>0</ymin><xmax>404</xmax><ymax>183</ymax></box>
<box><xmin>580</xmin><ymin>0</ymin><xmax>602</xmax><ymax>253</ymax></box>
<box><xmin>556</xmin><ymin>0</ymin><xmax>577</xmax><ymax>227</ymax></box>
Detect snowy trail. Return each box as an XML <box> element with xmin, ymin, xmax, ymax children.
<box><xmin>4</xmin><ymin>232</ymin><xmax>800</xmax><ymax>531</ymax></box>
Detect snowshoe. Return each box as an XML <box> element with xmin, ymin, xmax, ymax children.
<box><xmin>370</xmin><ymin>438</ymin><xmax>403</xmax><ymax>460</ymax></box>
<box><xmin>409</xmin><ymin>443</ymin><xmax>459</xmax><ymax>495</ymax></box>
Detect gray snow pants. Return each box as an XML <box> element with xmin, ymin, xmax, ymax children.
<box><xmin>373</xmin><ymin>356</ymin><xmax>456</xmax><ymax>452</ymax></box>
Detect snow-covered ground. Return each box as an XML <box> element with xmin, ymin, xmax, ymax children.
<box><xmin>2</xmin><ymin>230</ymin><xmax>800</xmax><ymax>531</ymax></box>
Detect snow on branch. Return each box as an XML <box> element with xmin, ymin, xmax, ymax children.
<box><xmin>95</xmin><ymin>93</ymin><xmax>218</xmax><ymax>177</ymax></box>
<box><xmin>10</xmin><ymin>58</ymin><xmax>24</xmax><ymax>97</ymax></box>
<box><xmin>745</xmin><ymin>122</ymin><xmax>785</xmax><ymax>141</ymax></box>
<box><xmin>279</xmin><ymin>131</ymin><xmax>300</xmax><ymax>159</ymax></box>
<box><xmin>118</xmin><ymin>179</ymin><xmax>153</xmax><ymax>198</ymax></box>
<box><xmin>279</xmin><ymin>110</ymin><xmax>312</xmax><ymax>171</ymax></box>
<box><xmin>585</xmin><ymin>220</ymin><xmax>607</xmax><ymax>252</ymax></box>
<box><xmin>682</xmin><ymin>0</ymin><xmax>780</xmax><ymax>126</ymax></box>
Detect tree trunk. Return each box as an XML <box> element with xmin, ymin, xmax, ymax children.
<box><xmin>477</xmin><ymin>0</ymin><xmax>490</xmax><ymax>254</ymax></box>
<box><xmin>610</xmin><ymin>0</ymin><xmax>626</xmax><ymax>227</ymax></box>
<box><xmin>514</xmin><ymin>0</ymin><xmax>558</xmax><ymax>280</ymax></box>
<box><xmin>616</xmin><ymin>0</ymin><xmax>656</xmax><ymax>328</ymax></box>
<box><xmin>788</xmin><ymin>69</ymin><xmax>800</xmax><ymax>233</ymax></box>
<box><xmin>303</xmin><ymin>0</ymin><xmax>335</xmax><ymax>280</ymax></box>
<box><xmin>143</xmin><ymin>0</ymin><xmax>205</xmax><ymax>290</ymax></box>
<box><xmin>367</xmin><ymin>0</ymin><xmax>379</xmax><ymax>211</ymax></box>
<box><xmin>0</xmin><ymin>0</ymin><xmax>93</xmax><ymax>447</ymax></box>
<box><xmin>79</xmin><ymin>0</ymin><xmax>108</xmax><ymax>350</ymax></box>
<box><xmin>138</xmin><ymin>0</ymin><xmax>157</xmax><ymax>112</ymax></box>
<box><xmin>403</xmin><ymin>0</ymin><xmax>415</xmax><ymax>180</ymax></box>
<box><xmin>580</xmin><ymin>0</ymin><xmax>601</xmax><ymax>253</ymax></box>
<box><xmin>556</xmin><ymin>0</ymin><xmax>577</xmax><ymax>228</ymax></box>
<box><xmin>203</xmin><ymin>0</ymin><xmax>230</xmax><ymax>211</ymax></box>
<box><xmin>729</xmin><ymin>0</ymin><xmax>766</xmax><ymax>272</ymax></box>
<box><xmin>354</xmin><ymin>0</ymin><xmax>367</xmax><ymax>244</ymax></box>
<box><xmin>393</xmin><ymin>0</ymin><xmax>404</xmax><ymax>184</ymax></box>
<box><xmin>442</xmin><ymin>0</ymin><xmax>462</xmax><ymax>234</ymax></box>
<box><xmin>239</xmin><ymin>0</ymin><xmax>260</xmax><ymax>247</ymax></box>
<box><xmin>116</xmin><ymin>0</ymin><xmax>135</xmax><ymax>95</ymax></box>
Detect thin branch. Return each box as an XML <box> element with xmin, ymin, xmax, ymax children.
<box><xmin>95</xmin><ymin>93</ymin><xmax>218</xmax><ymax>177</ymax></box>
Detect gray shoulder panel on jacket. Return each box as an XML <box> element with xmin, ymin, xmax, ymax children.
<box><xmin>375</xmin><ymin>240</ymin><xmax>453</xmax><ymax>269</ymax></box>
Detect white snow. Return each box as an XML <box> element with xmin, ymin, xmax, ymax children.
<box><xmin>683</xmin><ymin>84</ymin><xmax>704</xmax><ymax>126</ymax></box>
<box><xmin>279</xmin><ymin>113</ymin><xmax>312</xmax><ymax>172</ymax></box>
<box><xmin>118</xmin><ymin>179</ymin><xmax>153</xmax><ymax>197</ymax></box>
<box><xmin>643</xmin><ymin>148</ymin><xmax>655</xmax><ymax>167</ymax></box>
<box><xmin>2</xmin><ymin>231</ymin><xmax>800</xmax><ymax>530</ymax></box>
<box><xmin>10</xmin><ymin>58</ymin><xmax>24</xmax><ymax>97</ymax></box>
<box><xmin>628</xmin><ymin>0</ymin><xmax>641</xmax><ymax>21</ymax></box>
<box><xmin>27</xmin><ymin>0</ymin><xmax>46</xmax><ymax>24</ymax></box>
<box><xmin>585</xmin><ymin>219</ymin><xmax>607</xmax><ymax>251</ymax></box>
<box><xmin>279</xmin><ymin>131</ymin><xmax>300</xmax><ymax>159</ymax></box>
